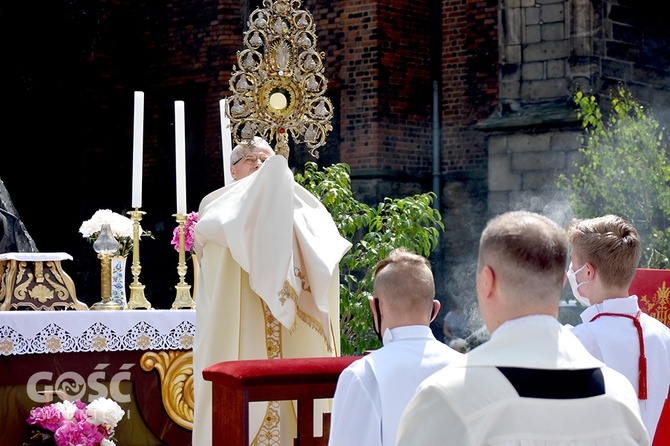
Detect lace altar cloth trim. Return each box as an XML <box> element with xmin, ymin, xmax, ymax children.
<box><xmin>0</xmin><ymin>310</ymin><xmax>195</xmax><ymax>356</ymax></box>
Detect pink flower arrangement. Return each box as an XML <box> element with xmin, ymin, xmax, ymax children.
<box><xmin>171</xmin><ymin>211</ymin><xmax>199</xmax><ymax>253</ymax></box>
<box><xmin>26</xmin><ymin>397</ymin><xmax>125</xmax><ymax>446</ymax></box>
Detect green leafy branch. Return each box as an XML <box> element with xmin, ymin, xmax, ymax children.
<box><xmin>296</xmin><ymin>161</ymin><xmax>444</xmax><ymax>354</ymax></box>
<box><xmin>558</xmin><ymin>86</ymin><xmax>670</xmax><ymax>268</ymax></box>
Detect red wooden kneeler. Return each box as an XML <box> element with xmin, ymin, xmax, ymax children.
<box><xmin>203</xmin><ymin>355</ymin><xmax>361</xmax><ymax>446</ymax></box>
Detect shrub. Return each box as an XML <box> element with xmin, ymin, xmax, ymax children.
<box><xmin>296</xmin><ymin>161</ymin><xmax>444</xmax><ymax>354</ymax></box>
<box><xmin>558</xmin><ymin>86</ymin><xmax>670</xmax><ymax>268</ymax></box>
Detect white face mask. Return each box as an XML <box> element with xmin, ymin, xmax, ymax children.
<box><xmin>567</xmin><ymin>262</ymin><xmax>591</xmax><ymax>306</ymax></box>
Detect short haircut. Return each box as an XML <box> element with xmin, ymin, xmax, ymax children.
<box><xmin>479</xmin><ymin>211</ymin><xmax>568</xmax><ymax>301</ymax></box>
<box><xmin>566</xmin><ymin>214</ymin><xmax>641</xmax><ymax>288</ymax></box>
<box><xmin>373</xmin><ymin>248</ymin><xmax>435</xmax><ymax>315</ymax></box>
<box><xmin>230</xmin><ymin>136</ymin><xmax>273</xmax><ymax>165</ymax></box>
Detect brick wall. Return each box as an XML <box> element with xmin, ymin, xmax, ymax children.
<box><xmin>337</xmin><ymin>0</ymin><xmax>382</xmax><ymax>169</ymax></box>
<box><xmin>6</xmin><ymin>0</ymin><xmax>670</xmax><ymax>312</ymax></box>
<box><xmin>442</xmin><ymin>0</ymin><xmax>497</xmax><ymax>171</ymax></box>
<box><xmin>0</xmin><ymin>0</ymin><xmax>498</xmax><ymax>308</ymax></box>
<box><xmin>434</xmin><ymin>0</ymin><xmax>497</xmax><ymax>310</ymax></box>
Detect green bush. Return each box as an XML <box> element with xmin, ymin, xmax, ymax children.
<box><xmin>558</xmin><ymin>86</ymin><xmax>670</xmax><ymax>268</ymax></box>
<box><xmin>295</xmin><ymin>161</ymin><xmax>444</xmax><ymax>355</ymax></box>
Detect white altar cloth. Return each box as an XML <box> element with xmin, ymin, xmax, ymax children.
<box><xmin>0</xmin><ymin>310</ymin><xmax>195</xmax><ymax>356</ymax></box>
<box><xmin>0</xmin><ymin>252</ymin><xmax>73</xmax><ymax>261</ymax></box>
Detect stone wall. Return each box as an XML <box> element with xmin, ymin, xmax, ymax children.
<box><xmin>481</xmin><ymin>0</ymin><xmax>670</xmax><ymax>226</ymax></box>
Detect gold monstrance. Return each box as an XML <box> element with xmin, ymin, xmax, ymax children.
<box><xmin>225</xmin><ymin>0</ymin><xmax>333</xmax><ymax>159</ymax></box>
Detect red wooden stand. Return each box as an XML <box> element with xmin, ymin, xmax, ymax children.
<box><xmin>203</xmin><ymin>355</ymin><xmax>361</xmax><ymax>446</ymax></box>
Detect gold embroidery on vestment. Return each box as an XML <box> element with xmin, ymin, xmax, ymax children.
<box><xmin>638</xmin><ymin>281</ymin><xmax>670</xmax><ymax>327</ymax></box>
<box><xmin>250</xmin><ymin>300</ymin><xmax>283</xmax><ymax>445</ymax></box>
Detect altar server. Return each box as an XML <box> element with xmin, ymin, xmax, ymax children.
<box><xmin>567</xmin><ymin>214</ymin><xmax>670</xmax><ymax>443</ymax></box>
<box><xmin>397</xmin><ymin>211</ymin><xmax>649</xmax><ymax>445</ymax></box>
<box><xmin>191</xmin><ymin>137</ymin><xmax>351</xmax><ymax>446</ymax></box>
<box><xmin>328</xmin><ymin>248</ymin><xmax>462</xmax><ymax>446</ymax></box>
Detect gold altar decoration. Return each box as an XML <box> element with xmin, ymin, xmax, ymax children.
<box><xmin>127</xmin><ymin>209</ymin><xmax>152</xmax><ymax>310</ymax></box>
<box><xmin>0</xmin><ymin>255</ymin><xmax>87</xmax><ymax>311</ymax></box>
<box><xmin>172</xmin><ymin>213</ymin><xmax>196</xmax><ymax>310</ymax></box>
<box><xmin>225</xmin><ymin>0</ymin><xmax>334</xmax><ymax>159</ymax></box>
<box><xmin>140</xmin><ymin>349</ymin><xmax>194</xmax><ymax>430</ymax></box>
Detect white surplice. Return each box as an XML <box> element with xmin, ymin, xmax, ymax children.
<box><xmin>328</xmin><ymin>325</ymin><xmax>463</xmax><ymax>446</ymax></box>
<box><xmin>572</xmin><ymin>296</ymin><xmax>670</xmax><ymax>440</ymax></box>
<box><xmin>397</xmin><ymin>316</ymin><xmax>650</xmax><ymax>446</ymax></box>
<box><xmin>191</xmin><ymin>156</ymin><xmax>352</xmax><ymax>446</ymax></box>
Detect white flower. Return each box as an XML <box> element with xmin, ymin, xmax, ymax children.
<box><xmin>53</xmin><ymin>399</ymin><xmax>78</xmax><ymax>421</ymax></box>
<box><xmin>79</xmin><ymin>209</ymin><xmax>135</xmax><ymax>239</ymax></box>
<box><xmin>101</xmin><ymin>439</ymin><xmax>116</xmax><ymax>446</ymax></box>
<box><xmin>86</xmin><ymin>397</ymin><xmax>125</xmax><ymax>428</ymax></box>
<box><xmin>79</xmin><ymin>209</ymin><xmax>152</xmax><ymax>257</ymax></box>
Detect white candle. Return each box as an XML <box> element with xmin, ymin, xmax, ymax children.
<box><xmin>220</xmin><ymin>98</ymin><xmax>234</xmax><ymax>186</ymax></box>
<box><xmin>131</xmin><ymin>91</ymin><xmax>144</xmax><ymax>208</ymax></box>
<box><xmin>175</xmin><ymin>100</ymin><xmax>187</xmax><ymax>215</ymax></box>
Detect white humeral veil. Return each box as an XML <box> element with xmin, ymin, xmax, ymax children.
<box><xmin>192</xmin><ymin>155</ymin><xmax>351</xmax><ymax>446</ymax></box>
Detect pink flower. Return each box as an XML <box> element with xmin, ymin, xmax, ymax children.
<box><xmin>26</xmin><ymin>397</ymin><xmax>124</xmax><ymax>446</ymax></box>
<box><xmin>27</xmin><ymin>404</ymin><xmax>63</xmax><ymax>432</ymax></box>
<box><xmin>73</xmin><ymin>399</ymin><xmax>89</xmax><ymax>423</ymax></box>
<box><xmin>171</xmin><ymin>211</ymin><xmax>199</xmax><ymax>253</ymax></box>
<box><xmin>53</xmin><ymin>419</ymin><xmax>106</xmax><ymax>446</ymax></box>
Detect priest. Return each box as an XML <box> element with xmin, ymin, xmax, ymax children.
<box><xmin>191</xmin><ymin>137</ymin><xmax>351</xmax><ymax>445</ymax></box>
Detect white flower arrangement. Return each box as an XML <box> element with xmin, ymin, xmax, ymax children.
<box><xmin>79</xmin><ymin>209</ymin><xmax>151</xmax><ymax>258</ymax></box>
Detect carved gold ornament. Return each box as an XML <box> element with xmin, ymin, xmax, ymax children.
<box><xmin>226</xmin><ymin>0</ymin><xmax>333</xmax><ymax>159</ymax></box>
<box><xmin>140</xmin><ymin>350</ymin><xmax>194</xmax><ymax>430</ymax></box>
<box><xmin>0</xmin><ymin>259</ymin><xmax>87</xmax><ymax>311</ymax></box>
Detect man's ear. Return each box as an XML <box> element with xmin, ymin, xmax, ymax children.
<box><xmin>368</xmin><ymin>296</ymin><xmax>377</xmax><ymax>317</ymax></box>
<box><xmin>478</xmin><ymin>265</ymin><xmax>495</xmax><ymax>300</ymax></box>
<box><xmin>429</xmin><ymin>300</ymin><xmax>441</xmax><ymax>322</ymax></box>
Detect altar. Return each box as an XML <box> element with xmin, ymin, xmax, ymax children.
<box><xmin>0</xmin><ymin>309</ymin><xmax>195</xmax><ymax>445</ymax></box>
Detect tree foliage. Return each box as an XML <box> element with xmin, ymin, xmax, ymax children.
<box><xmin>295</xmin><ymin>161</ymin><xmax>445</xmax><ymax>355</ymax></box>
<box><xmin>558</xmin><ymin>86</ymin><xmax>670</xmax><ymax>268</ymax></box>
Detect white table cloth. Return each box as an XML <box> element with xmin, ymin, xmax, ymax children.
<box><xmin>0</xmin><ymin>309</ymin><xmax>195</xmax><ymax>355</ymax></box>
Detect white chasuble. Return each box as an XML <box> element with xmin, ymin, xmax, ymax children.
<box><xmin>192</xmin><ymin>155</ymin><xmax>351</xmax><ymax>446</ymax></box>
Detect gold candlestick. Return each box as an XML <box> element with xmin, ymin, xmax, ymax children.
<box><xmin>172</xmin><ymin>213</ymin><xmax>196</xmax><ymax>309</ymax></box>
<box><xmin>127</xmin><ymin>209</ymin><xmax>152</xmax><ymax>310</ymax></box>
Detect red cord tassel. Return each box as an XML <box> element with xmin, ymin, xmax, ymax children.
<box><xmin>638</xmin><ymin>347</ymin><xmax>647</xmax><ymax>400</ymax></box>
<box><xmin>591</xmin><ymin>310</ymin><xmax>647</xmax><ymax>400</ymax></box>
